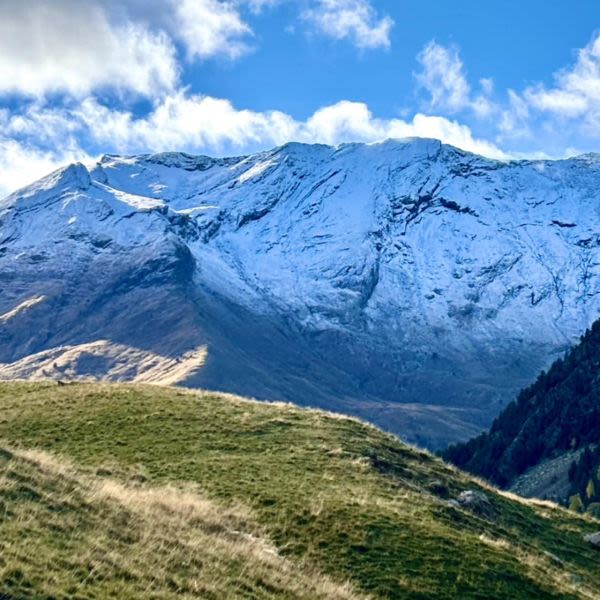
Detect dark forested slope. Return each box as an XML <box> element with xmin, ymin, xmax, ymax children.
<box><xmin>444</xmin><ymin>320</ymin><xmax>600</xmax><ymax>507</ymax></box>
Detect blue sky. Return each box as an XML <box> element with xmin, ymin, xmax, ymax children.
<box><xmin>201</xmin><ymin>0</ymin><xmax>597</xmax><ymax>116</ymax></box>
<box><xmin>0</xmin><ymin>0</ymin><xmax>599</xmax><ymax>194</ymax></box>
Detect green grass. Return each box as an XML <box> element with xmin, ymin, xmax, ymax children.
<box><xmin>0</xmin><ymin>382</ymin><xmax>598</xmax><ymax>599</ymax></box>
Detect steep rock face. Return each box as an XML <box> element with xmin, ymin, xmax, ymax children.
<box><xmin>2</xmin><ymin>139</ymin><xmax>600</xmax><ymax>448</ymax></box>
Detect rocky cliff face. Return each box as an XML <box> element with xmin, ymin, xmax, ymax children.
<box><xmin>2</xmin><ymin>138</ymin><xmax>600</xmax><ymax>448</ymax></box>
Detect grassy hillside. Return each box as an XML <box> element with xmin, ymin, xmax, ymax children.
<box><xmin>0</xmin><ymin>382</ymin><xmax>598</xmax><ymax>600</ymax></box>
<box><xmin>0</xmin><ymin>445</ymin><xmax>362</xmax><ymax>600</ymax></box>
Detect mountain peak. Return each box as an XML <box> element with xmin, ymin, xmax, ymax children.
<box><xmin>372</xmin><ymin>136</ymin><xmax>444</xmax><ymax>150</ymax></box>
<box><xmin>1</xmin><ymin>162</ymin><xmax>91</xmax><ymax>206</ymax></box>
<box><xmin>3</xmin><ymin>139</ymin><xmax>600</xmax><ymax>449</ymax></box>
<box><xmin>573</xmin><ymin>151</ymin><xmax>600</xmax><ymax>165</ymax></box>
<box><xmin>55</xmin><ymin>162</ymin><xmax>92</xmax><ymax>190</ymax></box>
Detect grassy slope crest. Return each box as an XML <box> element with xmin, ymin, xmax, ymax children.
<box><xmin>0</xmin><ymin>382</ymin><xmax>598</xmax><ymax>600</ymax></box>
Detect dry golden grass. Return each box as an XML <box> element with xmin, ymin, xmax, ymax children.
<box><xmin>0</xmin><ymin>445</ymin><xmax>368</xmax><ymax>600</ymax></box>
<box><xmin>0</xmin><ymin>340</ymin><xmax>207</xmax><ymax>386</ymax></box>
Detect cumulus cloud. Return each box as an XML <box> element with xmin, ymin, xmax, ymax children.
<box><xmin>525</xmin><ymin>34</ymin><xmax>600</xmax><ymax>133</ymax></box>
<box><xmin>170</xmin><ymin>0</ymin><xmax>254</xmax><ymax>60</ymax></box>
<box><xmin>78</xmin><ymin>95</ymin><xmax>506</xmax><ymax>158</ymax></box>
<box><xmin>0</xmin><ymin>0</ymin><xmax>263</xmax><ymax>99</ymax></box>
<box><xmin>416</xmin><ymin>41</ymin><xmax>495</xmax><ymax>118</ymax></box>
<box><xmin>74</xmin><ymin>93</ymin><xmax>298</xmax><ymax>152</ymax></box>
<box><xmin>0</xmin><ymin>0</ymin><xmax>179</xmax><ymax>98</ymax></box>
<box><xmin>302</xmin><ymin>0</ymin><xmax>393</xmax><ymax>50</ymax></box>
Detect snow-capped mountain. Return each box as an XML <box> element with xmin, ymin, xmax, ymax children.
<box><xmin>2</xmin><ymin>138</ymin><xmax>600</xmax><ymax>448</ymax></box>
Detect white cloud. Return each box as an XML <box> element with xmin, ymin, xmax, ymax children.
<box><xmin>0</xmin><ymin>0</ymin><xmax>179</xmax><ymax>98</ymax></box>
<box><xmin>480</xmin><ymin>78</ymin><xmax>494</xmax><ymax>96</ymax></box>
<box><xmin>497</xmin><ymin>90</ymin><xmax>531</xmax><ymax>139</ymax></box>
<box><xmin>0</xmin><ymin>0</ymin><xmax>398</xmax><ymax>104</ymax></box>
<box><xmin>83</xmin><ymin>95</ymin><xmax>506</xmax><ymax>158</ymax></box>
<box><xmin>416</xmin><ymin>41</ymin><xmax>495</xmax><ymax>118</ymax></box>
<box><xmin>0</xmin><ymin>106</ymin><xmax>92</xmax><ymax>195</ymax></box>
<box><xmin>171</xmin><ymin>0</ymin><xmax>254</xmax><ymax>60</ymax></box>
<box><xmin>396</xmin><ymin>113</ymin><xmax>507</xmax><ymax>158</ymax></box>
<box><xmin>525</xmin><ymin>34</ymin><xmax>600</xmax><ymax>132</ymax></box>
<box><xmin>0</xmin><ymin>90</ymin><xmax>509</xmax><ymax>198</ymax></box>
<box><xmin>108</xmin><ymin>0</ymin><xmax>256</xmax><ymax>59</ymax></box>
<box><xmin>416</xmin><ymin>42</ymin><xmax>470</xmax><ymax>111</ymax></box>
<box><xmin>0</xmin><ymin>0</ymin><xmax>262</xmax><ymax>99</ymax></box>
<box><xmin>74</xmin><ymin>93</ymin><xmax>298</xmax><ymax>152</ymax></box>
<box><xmin>33</xmin><ymin>94</ymin><xmax>507</xmax><ymax>159</ymax></box>
<box><xmin>302</xmin><ymin>0</ymin><xmax>393</xmax><ymax>50</ymax></box>
<box><xmin>413</xmin><ymin>35</ymin><xmax>600</xmax><ymax>150</ymax></box>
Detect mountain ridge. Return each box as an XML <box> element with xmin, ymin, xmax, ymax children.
<box><xmin>2</xmin><ymin>137</ymin><xmax>600</xmax><ymax>448</ymax></box>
